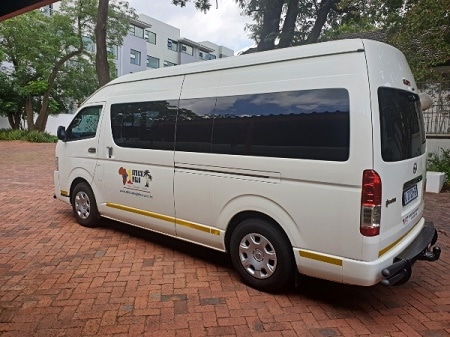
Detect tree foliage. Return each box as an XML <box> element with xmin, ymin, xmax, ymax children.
<box><xmin>184</xmin><ymin>0</ymin><xmax>347</xmax><ymax>51</ymax></box>
<box><xmin>388</xmin><ymin>0</ymin><xmax>450</xmax><ymax>82</ymax></box>
<box><xmin>321</xmin><ymin>0</ymin><xmax>450</xmax><ymax>81</ymax></box>
<box><xmin>175</xmin><ymin>0</ymin><xmax>449</xmax><ymax>81</ymax></box>
<box><xmin>0</xmin><ymin>0</ymin><xmax>135</xmax><ymax>131</ymax></box>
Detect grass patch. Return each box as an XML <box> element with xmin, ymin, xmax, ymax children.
<box><xmin>0</xmin><ymin>129</ymin><xmax>57</xmax><ymax>143</ymax></box>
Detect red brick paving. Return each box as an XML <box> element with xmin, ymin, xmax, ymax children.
<box><xmin>0</xmin><ymin>141</ymin><xmax>449</xmax><ymax>337</ymax></box>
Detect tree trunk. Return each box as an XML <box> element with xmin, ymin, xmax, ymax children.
<box><xmin>25</xmin><ymin>96</ymin><xmax>35</xmax><ymax>131</ymax></box>
<box><xmin>257</xmin><ymin>0</ymin><xmax>284</xmax><ymax>51</ymax></box>
<box><xmin>34</xmin><ymin>48</ymin><xmax>85</xmax><ymax>132</ymax></box>
<box><xmin>95</xmin><ymin>0</ymin><xmax>110</xmax><ymax>86</ymax></box>
<box><xmin>305</xmin><ymin>0</ymin><xmax>336</xmax><ymax>44</ymax></box>
<box><xmin>34</xmin><ymin>95</ymin><xmax>50</xmax><ymax>132</ymax></box>
<box><xmin>278</xmin><ymin>0</ymin><xmax>300</xmax><ymax>49</ymax></box>
<box><xmin>7</xmin><ymin>111</ymin><xmax>22</xmax><ymax>130</ymax></box>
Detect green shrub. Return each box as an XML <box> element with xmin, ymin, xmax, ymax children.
<box><xmin>427</xmin><ymin>148</ymin><xmax>450</xmax><ymax>185</ymax></box>
<box><xmin>0</xmin><ymin>129</ymin><xmax>57</xmax><ymax>143</ymax></box>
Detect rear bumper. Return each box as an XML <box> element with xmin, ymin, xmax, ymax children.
<box><xmin>381</xmin><ymin>221</ymin><xmax>441</xmax><ymax>286</ymax></box>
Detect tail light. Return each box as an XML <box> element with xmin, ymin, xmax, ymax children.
<box><xmin>360</xmin><ymin>170</ymin><xmax>382</xmax><ymax>236</ymax></box>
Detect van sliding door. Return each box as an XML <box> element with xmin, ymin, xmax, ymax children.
<box><xmin>174</xmin><ymin>72</ymin><xmax>221</xmax><ymax>248</ymax></box>
<box><xmin>98</xmin><ymin>76</ymin><xmax>185</xmax><ymax>236</ymax></box>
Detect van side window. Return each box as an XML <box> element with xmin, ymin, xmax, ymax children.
<box><xmin>176</xmin><ymin>98</ymin><xmax>216</xmax><ymax>152</ymax></box>
<box><xmin>378</xmin><ymin>87</ymin><xmax>426</xmax><ymax>162</ymax></box>
<box><xmin>109</xmin><ymin>89</ymin><xmax>350</xmax><ymax>161</ymax></box>
<box><xmin>111</xmin><ymin>100</ymin><xmax>178</xmax><ymax>150</ymax></box>
<box><xmin>212</xmin><ymin>89</ymin><xmax>350</xmax><ymax>161</ymax></box>
<box><xmin>66</xmin><ymin>105</ymin><xmax>102</xmax><ymax>141</ymax></box>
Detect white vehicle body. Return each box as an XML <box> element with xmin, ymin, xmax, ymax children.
<box><xmin>54</xmin><ymin>39</ymin><xmax>440</xmax><ymax>291</ymax></box>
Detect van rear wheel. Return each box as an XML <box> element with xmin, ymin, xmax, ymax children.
<box><xmin>72</xmin><ymin>182</ymin><xmax>99</xmax><ymax>228</ymax></box>
<box><xmin>230</xmin><ymin>218</ymin><xmax>294</xmax><ymax>292</ymax></box>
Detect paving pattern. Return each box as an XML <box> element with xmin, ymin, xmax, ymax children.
<box><xmin>0</xmin><ymin>141</ymin><xmax>449</xmax><ymax>337</ymax></box>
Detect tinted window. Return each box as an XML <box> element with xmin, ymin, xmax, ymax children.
<box><xmin>111</xmin><ymin>100</ymin><xmax>178</xmax><ymax>150</ymax></box>
<box><xmin>176</xmin><ymin>98</ymin><xmax>215</xmax><ymax>152</ymax></box>
<box><xmin>66</xmin><ymin>106</ymin><xmax>102</xmax><ymax>141</ymax></box>
<box><xmin>109</xmin><ymin>89</ymin><xmax>350</xmax><ymax>161</ymax></box>
<box><xmin>213</xmin><ymin>89</ymin><xmax>349</xmax><ymax>161</ymax></box>
<box><xmin>378</xmin><ymin>88</ymin><xmax>426</xmax><ymax>162</ymax></box>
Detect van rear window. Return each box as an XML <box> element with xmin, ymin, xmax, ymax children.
<box><xmin>378</xmin><ymin>87</ymin><xmax>426</xmax><ymax>162</ymax></box>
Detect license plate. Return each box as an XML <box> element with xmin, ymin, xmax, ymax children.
<box><xmin>403</xmin><ymin>184</ymin><xmax>418</xmax><ymax>206</ymax></box>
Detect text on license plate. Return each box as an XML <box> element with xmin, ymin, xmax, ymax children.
<box><xmin>403</xmin><ymin>184</ymin><xmax>418</xmax><ymax>206</ymax></box>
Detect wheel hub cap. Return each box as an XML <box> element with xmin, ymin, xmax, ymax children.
<box><xmin>238</xmin><ymin>233</ymin><xmax>277</xmax><ymax>279</ymax></box>
<box><xmin>75</xmin><ymin>192</ymin><xmax>90</xmax><ymax>220</ymax></box>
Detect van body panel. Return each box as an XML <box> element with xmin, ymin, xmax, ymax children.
<box><xmin>54</xmin><ymin>39</ymin><xmax>440</xmax><ymax>290</ymax></box>
<box><xmin>207</xmin><ymin>51</ymin><xmax>372</xmax><ymax>261</ymax></box>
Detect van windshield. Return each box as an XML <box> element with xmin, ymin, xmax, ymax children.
<box><xmin>378</xmin><ymin>87</ymin><xmax>426</xmax><ymax>162</ymax></box>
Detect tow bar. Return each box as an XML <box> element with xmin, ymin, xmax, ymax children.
<box><xmin>381</xmin><ymin>221</ymin><xmax>441</xmax><ymax>286</ymax></box>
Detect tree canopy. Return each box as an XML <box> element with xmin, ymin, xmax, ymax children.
<box><xmin>0</xmin><ymin>0</ymin><xmax>135</xmax><ymax>131</ymax></box>
<box><xmin>174</xmin><ymin>0</ymin><xmax>449</xmax><ymax>81</ymax></box>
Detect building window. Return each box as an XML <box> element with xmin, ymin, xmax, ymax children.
<box><xmin>107</xmin><ymin>45</ymin><xmax>118</xmax><ymax>59</ymax></box>
<box><xmin>145</xmin><ymin>30</ymin><xmax>156</xmax><ymax>44</ymax></box>
<box><xmin>130</xmin><ymin>49</ymin><xmax>141</xmax><ymax>65</ymax></box>
<box><xmin>82</xmin><ymin>36</ymin><xmax>95</xmax><ymax>53</ymax></box>
<box><xmin>181</xmin><ymin>44</ymin><xmax>193</xmax><ymax>56</ymax></box>
<box><xmin>167</xmin><ymin>39</ymin><xmax>178</xmax><ymax>52</ymax></box>
<box><xmin>147</xmin><ymin>55</ymin><xmax>159</xmax><ymax>69</ymax></box>
<box><xmin>207</xmin><ymin>54</ymin><xmax>216</xmax><ymax>60</ymax></box>
<box><xmin>129</xmin><ymin>24</ymin><xmax>145</xmax><ymax>39</ymax></box>
<box><xmin>163</xmin><ymin>60</ymin><xmax>176</xmax><ymax>67</ymax></box>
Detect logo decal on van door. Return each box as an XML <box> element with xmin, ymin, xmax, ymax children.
<box><xmin>118</xmin><ymin>166</ymin><xmax>153</xmax><ymax>195</ymax></box>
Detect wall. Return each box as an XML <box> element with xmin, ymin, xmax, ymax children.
<box><xmin>427</xmin><ymin>137</ymin><xmax>450</xmax><ymax>156</ymax></box>
<box><xmin>0</xmin><ymin>114</ymin><xmax>73</xmax><ymax>136</ymax></box>
<box><xmin>140</xmin><ymin>14</ymin><xmax>180</xmax><ymax>68</ymax></box>
<box><xmin>119</xmin><ymin>34</ymin><xmax>147</xmax><ymax>75</ymax></box>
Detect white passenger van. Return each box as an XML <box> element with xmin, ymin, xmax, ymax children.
<box><xmin>54</xmin><ymin>39</ymin><xmax>441</xmax><ymax>292</ymax></box>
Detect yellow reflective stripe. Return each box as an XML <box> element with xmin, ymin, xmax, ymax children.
<box><xmin>175</xmin><ymin>218</ymin><xmax>221</xmax><ymax>235</ymax></box>
<box><xmin>378</xmin><ymin>225</ymin><xmax>416</xmax><ymax>257</ymax></box>
<box><xmin>299</xmin><ymin>250</ymin><xmax>343</xmax><ymax>266</ymax></box>
<box><xmin>60</xmin><ymin>190</ymin><xmax>69</xmax><ymax>197</ymax></box>
<box><xmin>107</xmin><ymin>202</ymin><xmax>174</xmax><ymax>222</ymax></box>
<box><xmin>106</xmin><ymin>202</ymin><xmax>220</xmax><ymax>236</ymax></box>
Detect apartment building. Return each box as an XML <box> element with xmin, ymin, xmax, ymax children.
<box><xmin>114</xmin><ymin>14</ymin><xmax>234</xmax><ymax>76</ymax></box>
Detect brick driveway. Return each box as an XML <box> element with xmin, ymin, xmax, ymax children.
<box><xmin>0</xmin><ymin>141</ymin><xmax>449</xmax><ymax>337</ymax></box>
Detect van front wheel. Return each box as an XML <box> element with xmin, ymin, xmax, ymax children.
<box><xmin>230</xmin><ymin>218</ymin><xmax>294</xmax><ymax>292</ymax></box>
<box><xmin>72</xmin><ymin>182</ymin><xmax>99</xmax><ymax>228</ymax></box>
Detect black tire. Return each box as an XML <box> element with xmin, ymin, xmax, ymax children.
<box><xmin>230</xmin><ymin>218</ymin><xmax>295</xmax><ymax>292</ymax></box>
<box><xmin>71</xmin><ymin>182</ymin><xmax>100</xmax><ymax>228</ymax></box>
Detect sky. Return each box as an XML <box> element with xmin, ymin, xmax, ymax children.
<box><xmin>127</xmin><ymin>0</ymin><xmax>255</xmax><ymax>54</ymax></box>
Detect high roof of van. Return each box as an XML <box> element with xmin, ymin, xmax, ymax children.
<box><xmin>106</xmin><ymin>39</ymin><xmax>376</xmax><ymax>87</ymax></box>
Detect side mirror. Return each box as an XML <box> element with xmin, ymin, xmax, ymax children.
<box><xmin>419</xmin><ymin>93</ymin><xmax>433</xmax><ymax>111</ymax></box>
<box><xmin>57</xmin><ymin>126</ymin><xmax>67</xmax><ymax>141</ymax></box>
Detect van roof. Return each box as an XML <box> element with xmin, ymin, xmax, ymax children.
<box><xmin>106</xmin><ymin>39</ymin><xmax>373</xmax><ymax>87</ymax></box>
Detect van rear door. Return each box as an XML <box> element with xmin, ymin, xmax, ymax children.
<box><xmin>374</xmin><ymin>87</ymin><xmax>427</xmax><ymax>255</ymax></box>
<box><xmin>362</xmin><ymin>39</ymin><xmax>427</xmax><ymax>261</ymax></box>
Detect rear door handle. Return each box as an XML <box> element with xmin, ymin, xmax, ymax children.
<box><xmin>107</xmin><ymin>146</ymin><xmax>113</xmax><ymax>158</ymax></box>
<box><xmin>88</xmin><ymin>147</ymin><xmax>96</xmax><ymax>154</ymax></box>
